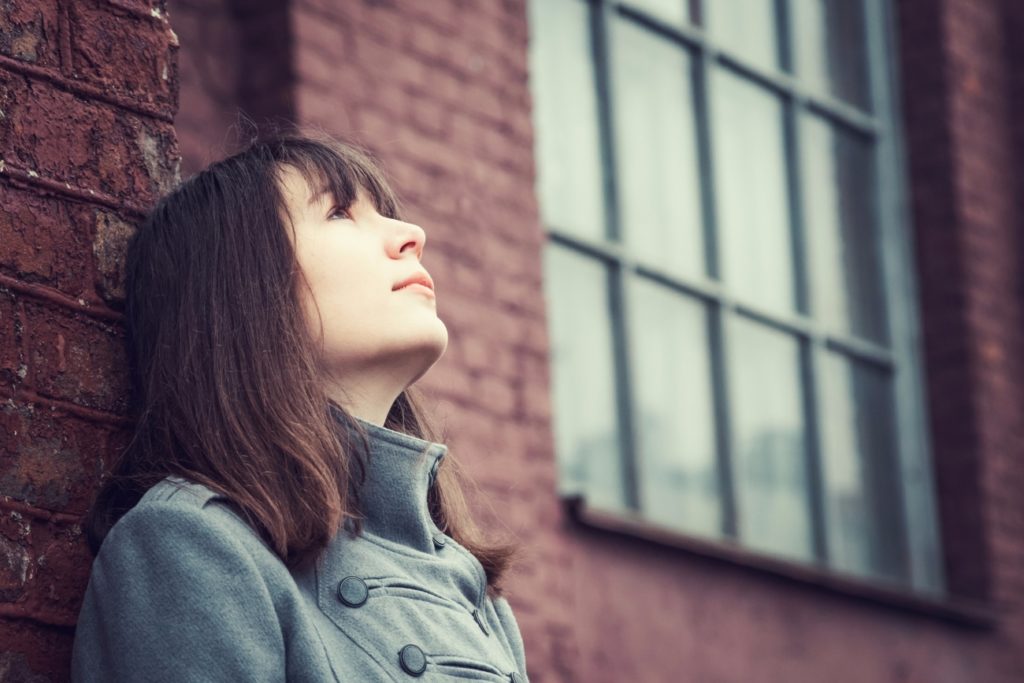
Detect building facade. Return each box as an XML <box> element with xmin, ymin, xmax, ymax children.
<box><xmin>0</xmin><ymin>0</ymin><xmax>1022</xmax><ymax>681</ymax></box>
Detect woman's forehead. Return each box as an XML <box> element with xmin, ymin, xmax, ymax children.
<box><xmin>277</xmin><ymin>164</ymin><xmax>368</xmax><ymax>210</ymax></box>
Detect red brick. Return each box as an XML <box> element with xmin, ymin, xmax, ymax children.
<box><xmin>0</xmin><ymin>533</ymin><xmax>31</xmax><ymax>602</ymax></box>
<box><xmin>292</xmin><ymin>0</ymin><xmax>364</xmax><ymax>26</ymax></box>
<box><xmin>32</xmin><ymin>521</ymin><xmax>93</xmax><ymax>617</ymax></box>
<box><xmin>0</xmin><ymin>290</ymin><xmax>25</xmax><ymax>390</ymax></box>
<box><xmin>0</xmin><ymin>72</ymin><xmax>179</xmax><ymax>201</ymax></box>
<box><xmin>22</xmin><ymin>301</ymin><xmax>129</xmax><ymax>415</ymax></box>
<box><xmin>0</xmin><ymin>0</ymin><xmax>60</xmax><ymax>67</ymax></box>
<box><xmin>0</xmin><ymin>618</ymin><xmax>76</xmax><ymax>681</ymax></box>
<box><xmin>0</xmin><ymin>399</ymin><xmax>121</xmax><ymax>512</ymax></box>
<box><xmin>473</xmin><ymin>374</ymin><xmax>517</xmax><ymax>418</ymax></box>
<box><xmin>459</xmin><ymin>330</ymin><xmax>518</xmax><ymax>380</ymax></box>
<box><xmin>408</xmin><ymin>21</ymin><xmax>448</xmax><ymax>64</ymax></box>
<box><xmin>91</xmin><ymin>208</ymin><xmax>137</xmax><ymax>304</ymax></box>
<box><xmin>0</xmin><ymin>185</ymin><xmax>96</xmax><ymax>297</ymax></box>
<box><xmin>0</xmin><ymin>507</ymin><xmax>91</xmax><ymax>618</ymax></box>
<box><xmin>67</xmin><ymin>0</ymin><xmax>177</xmax><ymax>107</ymax></box>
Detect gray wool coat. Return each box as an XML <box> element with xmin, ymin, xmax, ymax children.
<box><xmin>70</xmin><ymin>416</ymin><xmax>529</xmax><ymax>682</ymax></box>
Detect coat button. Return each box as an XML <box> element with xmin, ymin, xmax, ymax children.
<box><xmin>398</xmin><ymin>644</ymin><xmax>427</xmax><ymax>676</ymax></box>
<box><xmin>472</xmin><ymin>607</ymin><xmax>491</xmax><ymax>636</ymax></box>
<box><xmin>509</xmin><ymin>673</ymin><xmax>525</xmax><ymax>683</ymax></box>
<box><xmin>337</xmin><ymin>576</ymin><xmax>368</xmax><ymax>607</ymax></box>
<box><xmin>432</xmin><ymin>531</ymin><xmax>447</xmax><ymax>549</ymax></box>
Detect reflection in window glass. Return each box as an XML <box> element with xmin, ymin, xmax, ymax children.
<box><xmin>612</xmin><ymin>17</ymin><xmax>705</xmax><ymax>279</ymax></box>
<box><xmin>728</xmin><ymin>317</ymin><xmax>813</xmax><ymax>561</ymax></box>
<box><xmin>711</xmin><ymin>69</ymin><xmax>796</xmax><ymax>313</ymax></box>
<box><xmin>820</xmin><ymin>353</ymin><xmax>908</xmax><ymax>582</ymax></box>
<box><xmin>543</xmin><ymin>244</ymin><xmax>627</xmax><ymax>510</ymax></box>
<box><xmin>706</xmin><ymin>0</ymin><xmax>780</xmax><ymax>68</ymax></box>
<box><xmin>628</xmin><ymin>277</ymin><xmax>720</xmax><ymax>535</ymax></box>
<box><xmin>621</xmin><ymin>0</ymin><xmax>690</xmax><ymax>27</ymax></box>
<box><xmin>792</xmin><ymin>0</ymin><xmax>871</xmax><ymax>109</ymax></box>
<box><xmin>528</xmin><ymin>0</ymin><xmax>606</xmax><ymax>241</ymax></box>
<box><xmin>801</xmin><ymin>114</ymin><xmax>888</xmax><ymax>344</ymax></box>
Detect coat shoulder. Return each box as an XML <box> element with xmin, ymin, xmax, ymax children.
<box><xmin>138</xmin><ymin>474</ymin><xmax>228</xmax><ymax>508</ymax></box>
<box><xmin>107</xmin><ymin>475</ymin><xmax>275</xmax><ymax>565</ymax></box>
<box><xmin>135</xmin><ymin>475</ymin><xmax>255</xmax><ymax>533</ymax></box>
<box><xmin>72</xmin><ymin>477</ymin><xmax>290</xmax><ymax>682</ymax></box>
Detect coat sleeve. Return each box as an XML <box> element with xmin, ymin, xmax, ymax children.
<box><xmin>70</xmin><ymin>500</ymin><xmax>285</xmax><ymax>682</ymax></box>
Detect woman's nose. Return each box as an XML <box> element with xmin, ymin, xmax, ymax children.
<box><xmin>392</xmin><ymin>220</ymin><xmax>426</xmax><ymax>260</ymax></box>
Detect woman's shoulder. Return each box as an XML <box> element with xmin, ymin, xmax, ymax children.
<box><xmin>136</xmin><ymin>474</ymin><xmax>231</xmax><ymax>510</ymax></box>
<box><xmin>99</xmin><ymin>475</ymin><xmax>276</xmax><ymax>570</ymax></box>
<box><xmin>73</xmin><ymin>476</ymin><xmax>293</xmax><ymax>681</ymax></box>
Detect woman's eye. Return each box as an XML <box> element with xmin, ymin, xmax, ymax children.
<box><xmin>328</xmin><ymin>206</ymin><xmax>353</xmax><ymax>220</ymax></box>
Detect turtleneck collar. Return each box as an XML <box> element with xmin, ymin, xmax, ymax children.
<box><xmin>331</xmin><ymin>407</ymin><xmax>448</xmax><ymax>554</ymax></box>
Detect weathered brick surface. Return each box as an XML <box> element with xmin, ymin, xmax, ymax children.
<box><xmin>67</xmin><ymin>0</ymin><xmax>177</xmax><ymax>108</ymax></box>
<box><xmin>0</xmin><ymin>618</ymin><xmax>79</xmax><ymax>681</ymax></box>
<box><xmin>22</xmin><ymin>301</ymin><xmax>129</xmax><ymax>415</ymax></box>
<box><xmin>0</xmin><ymin>71</ymin><xmax>178</xmax><ymax>200</ymax></box>
<box><xmin>0</xmin><ymin>0</ymin><xmax>60</xmax><ymax>68</ymax></box>
<box><xmin>0</xmin><ymin>398</ymin><xmax>120</xmax><ymax>515</ymax></box>
<box><xmin>0</xmin><ymin>185</ymin><xmax>96</xmax><ymax>296</ymax></box>
<box><xmin>0</xmin><ymin>0</ymin><xmax>179</xmax><ymax>675</ymax></box>
<box><xmin>0</xmin><ymin>290</ymin><xmax>23</xmax><ymax>390</ymax></box>
<box><xmin>0</xmin><ymin>502</ymin><xmax>91</xmax><ymax>611</ymax></box>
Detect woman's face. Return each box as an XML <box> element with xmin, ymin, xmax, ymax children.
<box><xmin>277</xmin><ymin>164</ymin><xmax>448</xmax><ymax>417</ymax></box>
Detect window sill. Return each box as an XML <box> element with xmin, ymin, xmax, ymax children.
<box><xmin>562</xmin><ymin>495</ymin><xmax>996</xmax><ymax>629</ymax></box>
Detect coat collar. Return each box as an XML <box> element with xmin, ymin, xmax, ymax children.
<box><xmin>332</xmin><ymin>407</ymin><xmax>448</xmax><ymax>554</ymax></box>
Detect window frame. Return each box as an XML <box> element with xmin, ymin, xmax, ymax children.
<box><xmin>533</xmin><ymin>0</ymin><xmax>944</xmax><ymax>596</ymax></box>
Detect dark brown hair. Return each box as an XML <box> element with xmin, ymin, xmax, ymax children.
<box><xmin>84</xmin><ymin>129</ymin><xmax>517</xmax><ymax>595</ymax></box>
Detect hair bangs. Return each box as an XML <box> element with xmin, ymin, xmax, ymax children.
<box><xmin>272</xmin><ymin>136</ymin><xmax>402</xmax><ymax>222</ymax></box>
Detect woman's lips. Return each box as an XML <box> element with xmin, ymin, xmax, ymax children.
<box><xmin>397</xmin><ymin>282</ymin><xmax>436</xmax><ymax>298</ymax></box>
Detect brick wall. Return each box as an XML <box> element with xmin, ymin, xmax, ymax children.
<box><xmin>0</xmin><ymin>0</ymin><xmax>179</xmax><ymax>678</ymax></box>
<box><xmin>172</xmin><ymin>0</ymin><xmax>294</xmax><ymax>177</ymax></box>
<box><xmin>898</xmin><ymin>0</ymin><xmax>1024</xmax><ymax>676</ymax></box>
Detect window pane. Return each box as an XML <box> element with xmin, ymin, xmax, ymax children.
<box><xmin>792</xmin><ymin>0</ymin><xmax>871</xmax><ymax>110</ymax></box>
<box><xmin>528</xmin><ymin>0</ymin><xmax>606</xmax><ymax>241</ymax></box>
<box><xmin>711</xmin><ymin>69</ymin><xmax>796</xmax><ymax>313</ymax></box>
<box><xmin>706</xmin><ymin>0</ymin><xmax>780</xmax><ymax>69</ymax></box>
<box><xmin>820</xmin><ymin>353</ymin><xmax>908</xmax><ymax>583</ymax></box>
<box><xmin>621</xmin><ymin>0</ymin><xmax>691</xmax><ymax>27</ymax></box>
<box><xmin>628</xmin><ymin>277</ymin><xmax>720</xmax><ymax>535</ymax></box>
<box><xmin>801</xmin><ymin>114</ymin><xmax>888</xmax><ymax>344</ymax></box>
<box><xmin>611</xmin><ymin>18</ymin><xmax>705</xmax><ymax>280</ymax></box>
<box><xmin>543</xmin><ymin>245</ymin><xmax>628</xmax><ymax>510</ymax></box>
<box><xmin>728</xmin><ymin>317</ymin><xmax>813</xmax><ymax>561</ymax></box>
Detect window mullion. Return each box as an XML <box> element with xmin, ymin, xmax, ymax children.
<box><xmin>693</xmin><ymin>19</ymin><xmax>738</xmax><ymax>540</ymax></box>
<box><xmin>777</xmin><ymin>0</ymin><xmax>830</xmax><ymax>567</ymax></box>
<box><xmin>592</xmin><ymin>0</ymin><xmax>643</xmax><ymax>512</ymax></box>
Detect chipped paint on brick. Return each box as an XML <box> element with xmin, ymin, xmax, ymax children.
<box><xmin>92</xmin><ymin>210</ymin><xmax>135</xmax><ymax>303</ymax></box>
<box><xmin>0</xmin><ymin>534</ymin><xmax>31</xmax><ymax>601</ymax></box>
<box><xmin>134</xmin><ymin>127</ymin><xmax>178</xmax><ymax>194</ymax></box>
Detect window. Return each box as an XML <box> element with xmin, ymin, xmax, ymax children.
<box><xmin>528</xmin><ymin>0</ymin><xmax>943</xmax><ymax>595</ymax></box>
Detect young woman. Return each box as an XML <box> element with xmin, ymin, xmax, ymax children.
<box><xmin>70</xmin><ymin>131</ymin><xmax>528</xmax><ymax>682</ymax></box>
